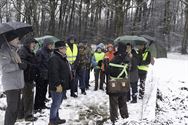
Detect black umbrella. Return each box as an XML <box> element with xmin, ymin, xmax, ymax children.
<box><xmin>0</xmin><ymin>22</ymin><xmax>33</xmax><ymax>47</ymax></box>
<box><xmin>0</xmin><ymin>23</ymin><xmax>14</xmax><ymax>35</ymax></box>
<box><xmin>0</xmin><ymin>23</ymin><xmax>15</xmax><ymax>47</ymax></box>
<box><xmin>5</xmin><ymin>21</ymin><xmax>33</xmax><ymax>39</ymax></box>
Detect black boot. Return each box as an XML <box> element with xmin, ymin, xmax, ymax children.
<box><xmin>81</xmin><ymin>89</ymin><xmax>86</xmax><ymax>95</ymax></box>
<box><xmin>71</xmin><ymin>93</ymin><xmax>78</xmax><ymax>98</ymax></box>
<box><xmin>131</xmin><ymin>95</ymin><xmax>137</xmax><ymax>103</ymax></box>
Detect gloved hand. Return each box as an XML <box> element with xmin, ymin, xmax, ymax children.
<box><xmin>98</xmin><ymin>60</ymin><xmax>102</xmax><ymax>67</ymax></box>
<box><xmin>56</xmin><ymin>84</ymin><xmax>63</xmax><ymax>93</ymax></box>
<box><xmin>18</xmin><ymin>63</ymin><xmax>27</xmax><ymax>70</ymax></box>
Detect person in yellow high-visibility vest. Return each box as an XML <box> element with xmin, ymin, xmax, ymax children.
<box><xmin>91</xmin><ymin>44</ymin><xmax>105</xmax><ymax>91</ymax></box>
<box><xmin>66</xmin><ymin>35</ymin><xmax>79</xmax><ymax>98</ymax></box>
<box><xmin>137</xmin><ymin>43</ymin><xmax>151</xmax><ymax>99</ymax></box>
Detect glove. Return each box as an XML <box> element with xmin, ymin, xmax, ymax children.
<box><xmin>56</xmin><ymin>84</ymin><xmax>63</xmax><ymax>93</ymax></box>
<box><xmin>98</xmin><ymin>60</ymin><xmax>102</xmax><ymax>67</ymax></box>
<box><xmin>18</xmin><ymin>63</ymin><xmax>27</xmax><ymax>70</ymax></box>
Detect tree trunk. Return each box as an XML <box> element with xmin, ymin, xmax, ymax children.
<box><xmin>68</xmin><ymin>0</ymin><xmax>76</xmax><ymax>34</ymax></box>
<box><xmin>49</xmin><ymin>0</ymin><xmax>58</xmax><ymax>35</ymax></box>
<box><xmin>182</xmin><ymin>0</ymin><xmax>188</xmax><ymax>54</ymax></box>
<box><xmin>164</xmin><ymin>0</ymin><xmax>171</xmax><ymax>51</ymax></box>
<box><xmin>78</xmin><ymin>0</ymin><xmax>83</xmax><ymax>40</ymax></box>
<box><xmin>16</xmin><ymin>0</ymin><xmax>22</xmax><ymax>21</ymax></box>
<box><xmin>114</xmin><ymin>0</ymin><xmax>124</xmax><ymax>36</ymax></box>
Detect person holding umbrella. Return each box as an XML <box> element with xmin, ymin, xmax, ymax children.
<box><xmin>0</xmin><ymin>22</ymin><xmax>33</xmax><ymax>125</ymax></box>
<box><xmin>0</xmin><ymin>31</ymin><xmax>26</xmax><ymax>125</ymax></box>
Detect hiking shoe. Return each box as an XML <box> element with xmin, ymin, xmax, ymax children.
<box><xmin>70</xmin><ymin>93</ymin><xmax>78</xmax><ymax>98</ymax></box>
<box><xmin>48</xmin><ymin>122</ymin><xmax>58</xmax><ymax>125</ymax></box>
<box><xmin>25</xmin><ymin>116</ymin><xmax>37</xmax><ymax>122</ymax></box>
<box><xmin>56</xmin><ymin>119</ymin><xmax>66</xmax><ymax>124</ymax></box>
<box><xmin>130</xmin><ymin>100</ymin><xmax>137</xmax><ymax>103</ymax></box>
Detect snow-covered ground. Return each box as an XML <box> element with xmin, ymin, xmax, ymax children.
<box><xmin>0</xmin><ymin>52</ymin><xmax>188</xmax><ymax>125</ymax></box>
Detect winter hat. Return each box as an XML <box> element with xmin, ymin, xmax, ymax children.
<box><xmin>43</xmin><ymin>38</ymin><xmax>54</xmax><ymax>47</ymax></box>
<box><xmin>4</xmin><ymin>30</ymin><xmax>19</xmax><ymax>42</ymax></box>
<box><xmin>98</xmin><ymin>43</ymin><xmax>105</xmax><ymax>50</ymax></box>
<box><xmin>55</xmin><ymin>41</ymin><xmax>66</xmax><ymax>49</ymax></box>
<box><xmin>67</xmin><ymin>34</ymin><xmax>77</xmax><ymax>43</ymax></box>
<box><xmin>23</xmin><ymin>37</ymin><xmax>38</xmax><ymax>47</ymax></box>
<box><xmin>78</xmin><ymin>43</ymin><xmax>85</xmax><ymax>48</ymax></box>
<box><xmin>96</xmin><ymin>44</ymin><xmax>102</xmax><ymax>51</ymax></box>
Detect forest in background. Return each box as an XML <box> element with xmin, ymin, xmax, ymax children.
<box><xmin>0</xmin><ymin>0</ymin><xmax>188</xmax><ymax>54</ymax></box>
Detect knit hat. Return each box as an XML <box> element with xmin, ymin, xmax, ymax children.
<box><xmin>55</xmin><ymin>41</ymin><xmax>66</xmax><ymax>49</ymax></box>
<box><xmin>4</xmin><ymin>30</ymin><xmax>19</xmax><ymax>42</ymax></box>
<box><xmin>43</xmin><ymin>38</ymin><xmax>54</xmax><ymax>47</ymax></box>
<box><xmin>23</xmin><ymin>37</ymin><xmax>38</xmax><ymax>47</ymax></box>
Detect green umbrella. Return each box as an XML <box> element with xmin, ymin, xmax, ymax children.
<box><xmin>114</xmin><ymin>35</ymin><xmax>149</xmax><ymax>45</ymax></box>
<box><xmin>35</xmin><ymin>35</ymin><xmax>60</xmax><ymax>47</ymax></box>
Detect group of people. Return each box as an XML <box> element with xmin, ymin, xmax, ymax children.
<box><xmin>91</xmin><ymin>42</ymin><xmax>152</xmax><ymax>124</ymax></box>
<box><xmin>0</xmin><ymin>29</ymin><xmax>152</xmax><ymax>125</ymax></box>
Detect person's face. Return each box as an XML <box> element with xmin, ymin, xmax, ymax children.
<box><xmin>108</xmin><ymin>47</ymin><xmax>113</xmax><ymax>52</ymax></box>
<box><xmin>9</xmin><ymin>37</ymin><xmax>20</xmax><ymax>48</ymax></box>
<box><xmin>137</xmin><ymin>44</ymin><xmax>145</xmax><ymax>50</ymax></box>
<box><xmin>70</xmin><ymin>39</ymin><xmax>74</xmax><ymax>44</ymax></box>
<box><xmin>126</xmin><ymin>45</ymin><xmax>131</xmax><ymax>52</ymax></box>
<box><xmin>30</xmin><ymin>42</ymin><xmax>36</xmax><ymax>51</ymax></box>
<box><xmin>47</xmin><ymin>44</ymin><xmax>53</xmax><ymax>50</ymax></box>
<box><xmin>97</xmin><ymin>48</ymin><xmax>102</xmax><ymax>52</ymax></box>
<box><xmin>58</xmin><ymin>46</ymin><xmax>67</xmax><ymax>54</ymax></box>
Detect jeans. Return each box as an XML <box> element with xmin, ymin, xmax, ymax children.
<box><xmin>77</xmin><ymin>68</ymin><xmax>86</xmax><ymax>90</ymax></box>
<box><xmin>50</xmin><ymin>91</ymin><xmax>64</xmax><ymax>123</ymax></box>
<box><xmin>85</xmin><ymin>68</ymin><xmax>90</xmax><ymax>89</ymax></box>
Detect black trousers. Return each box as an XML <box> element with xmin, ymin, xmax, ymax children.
<box><xmin>109</xmin><ymin>95</ymin><xmax>128</xmax><ymax>122</ymax></box>
<box><xmin>18</xmin><ymin>83</ymin><xmax>34</xmax><ymax>119</ymax></box>
<box><xmin>34</xmin><ymin>79</ymin><xmax>48</xmax><ymax>110</ymax></box>
<box><xmin>138</xmin><ymin>71</ymin><xmax>147</xmax><ymax>98</ymax></box>
<box><xmin>94</xmin><ymin>68</ymin><xmax>105</xmax><ymax>90</ymax></box>
<box><xmin>4</xmin><ymin>89</ymin><xmax>21</xmax><ymax>125</ymax></box>
<box><xmin>127</xmin><ymin>81</ymin><xmax>138</xmax><ymax>100</ymax></box>
<box><xmin>70</xmin><ymin>77</ymin><xmax>78</xmax><ymax>95</ymax></box>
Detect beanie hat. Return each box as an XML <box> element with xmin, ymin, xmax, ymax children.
<box><xmin>55</xmin><ymin>41</ymin><xmax>66</xmax><ymax>49</ymax></box>
<box><xmin>4</xmin><ymin>30</ymin><xmax>19</xmax><ymax>42</ymax></box>
<box><xmin>23</xmin><ymin>37</ymin><xmax>38</xmax><ymax>47</ymax></box>
<box><xmin>43</xmin><ymin>38</ymin><xmax>54</xmax><ymax>47</ymax></box>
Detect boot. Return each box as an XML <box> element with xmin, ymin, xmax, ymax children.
<box><xmin>81</xmin><ymin>89</ymin><xmax>86</xmax><ymax>95</ymax></box>
<box><xmin>131</xmin><ymin>95</ymin><xmax>137</xmax><ymax>103</ymax></box>
<box><xmin>71</xmin><ymin>93</ymin><xmax>78</xmax><ymax>98</ymax></box>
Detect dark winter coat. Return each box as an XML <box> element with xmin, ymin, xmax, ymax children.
<box><xmin>106</xmin><ymin>52</ymin><xmax>131</xmax><ymax>95</ymax></box>
<box><xmin>108</xmin><ymin>52</ymin><xmax>131</xmax><ymax>78</ymax></box>
<box><xmin>129</xmin><ymin>49</ymin><xmax>139</xmax><ymax>83</ymax></box>
<box><xmin>18</xmin><ymin>46</ymin><xmax>37</xmax><ymax>83</ymax></box>
<box><xmin>48</xmin><ymin>51</ymin><xmax>71</xmax><ymax>91</ymax></box>
<box><xmin>36</xmin><ymin>47</ymin><xmax>52</xmax><ymax>80</ymax></box>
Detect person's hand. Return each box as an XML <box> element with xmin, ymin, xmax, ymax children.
<box><xmin>56</xmin><ymin>84</ymin><xmax>63</xmax><ymax>93</ymax></box>
<box><xmin>129</xmin><ymin>53</ymin><xmax>133</xmax><ymax>58</ymax></box>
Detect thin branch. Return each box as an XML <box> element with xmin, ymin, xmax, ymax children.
<box><xmin>10</xmin><ymin>0</ymin><xmax>26</xmax><ymax>17</ymax></box>
<box><xmin>179</xmin><ymin>0</ymin><xmax>188</xmax><ymax>6</ymax></box>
